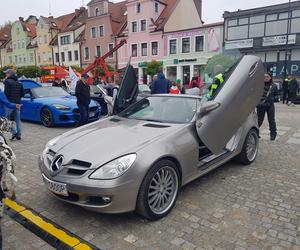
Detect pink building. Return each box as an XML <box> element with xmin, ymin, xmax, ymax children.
<box><xmin>81</xmin><ymin>0</ymin><xmax>127</xmax><ymax>68</ymax></box>
<box><xmin>117</xmin><ymin>0</ymin><xmax>177</xmax><ymax>84</ymax></box>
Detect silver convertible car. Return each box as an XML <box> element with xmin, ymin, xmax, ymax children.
<box><xmin>39</xmin><ymin>55</ymin><xmax>264</xmax><ymax>220</ymax></box>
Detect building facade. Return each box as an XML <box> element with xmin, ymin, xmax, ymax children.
<box><xmin>10</xmin><ymin>17</ymin><xmax>38</xmax><ymax>67</ymax></box>
<box><xmin>223</xmin><ymin>1</ymin><xmax>300</xmax><ymax>77</ymax></box>
<box><xmin>81</xmin><ymin>0</ymin><xmax>126</xmax><ymax>68</ymax></box>
<box><xmin>0</xmin><ymin>26</ymin><xmax>12</xmax><ymax>67</ymax></box>
<box><xmin>52</xmin><ymin>8</ymin><xmax>87</xmax><ymax>67</ymax></box>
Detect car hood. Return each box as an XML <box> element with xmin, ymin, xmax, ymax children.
<box><xmin>33</xmin><ymin>96</ymin><xmax>98</xmax><ymax>107</ymax></box>
<box><xmin>50</xmin><ymin>117</ymin><xmax>182</xmax><ymax>167</ymax></box>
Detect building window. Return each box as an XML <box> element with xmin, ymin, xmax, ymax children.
<box><xmin>99</xmin><ymin>25</ymin><xmax>104</xmax><ymax>36</ymax></box>
<box><xmin>74</xmin><ymin>50</ymin><xmax>79</xmax><ymax>61</ymax></box>
<box><xmin>141</xmin><ymin>19</ymin><xmax>146</xmax><ymax>31</ymax></box>
<box><xmin>279</xmin><ymin>12</ymin><xmax>288</xmax><ymax>19</ymax></box>
<box><xmin>22</xmin><ymin>41</ymin><xmax>25</xmax><ymax>48</ymax></box>
<box><xmin>228</xmin><ymin>26</ymin><xmax>248</xmax><ymax>40</ymax></box>
<box><xmin>95</xmin><ymin>8</ymin><xmax>100</xmax><ymax>16</ymax></box>
<box><xmin>131</xmin><ymin>44</ymin><xmax>137</xmax><ymax>57</ymax></box>
<box><xmin>238</xmin><ymin>18</ymin><xmax>248</xmax><ymax>25</ymax></box>
<box><xmin>169</xmin><ymin>39</ymin><xmax>177</xmax><ymax>54</ymax></box>
<box><xmin>141</xmin><ymin>43</ymin><xmax>147</xmax><ymax>56</ymax></box>
<box><xmin>85</xmin><ymin>47</ymin><xmax>89</xmax><ymax>60</ymax></box>
<box><xmin>14</xmin><ymin>56</ymin><xmax>17</xmax><ymax>63</ymax></box>
<box><xmin>228</xmin><ymin>19</ymin><xmax>237</xmax><ymax>26</ymax></box>
<box><xmin>68</xmin><ymin>51</ymin><xmax>72</xmax><ymax>61</ymax></box>
<box><xmin>266</xmin><ymin>14</ymin><xmax>277</xmax><ymax>21</ymax></box>
<box><xmin>151</xmin><ymin>41</ymin><xmax>158</xmax><ymax>55</ymax></box>
<box><xmin>44</xmin><ymin>35</ymin><xmax>48</xmax><ymax>44</ymax></box>
<box><xmin>292</xmin><ymin>9</ymin><xmax>300</xmax><ymax>17</ymax></box>
<box><xmin>91</xmin><ymin>27</ymin><xmax>97</xmax><ymax>38</ymax></box>
<box><xmin>60</xmin><ymin>35</ymin><xmax>70</xmax><ymax>45</ymax></box>
<box><xmin>195</xmin><ymin>36</ymin><xmax>204</xmax><ymax>52</ymax></box>
<box><xmin>136</xmin><ymin>2</ymin><xmax>141</xmax><ymax>13</ymax></box>
<box><xmin>249</xmin><ymin>23</ymin><xmax>264</xmax><ymax>37</ymax></box>
<box><xmin>38</xmin><ymin>53</ymin><xmax>41</xmax><ymax>63</ymax></box>
<box><xmin>96</xmin><ymin>45</ymin><xmax>101</xmax><ymax>57</ymax></box>
<box><xmin>55</xmin><ymin>53</ymin><xmax>59</xmax><ymax>63</ymax></box>
<box><xmin>182</xmin><ymin>37</ymin><xmax>190</xmax><ymax>53</ymax></box>
<box><xmin>132</xmin><ymin>21</ymin><xmax>137</xmax><ymax>32</ymax></box>
<box><xmin>155</xmin><ymin>2</ymin><xmax>159</xmax><ymax>13</ymax></box>
<box><xmin>265</xmin><ymin>20</ymin><xmax>288</xmax><ymax>36</ymax></box>
<box><xmin>108</xmin><ymin>43</ymin><xmax>114</xmax><ymax>58</ymax></box>
<box><xmin>61</xmin><ymin>52</ymin><xmax>65</xmax><ymax>62</ymax></box>
<box><xmin>250</xmin><ymin>15</ymin><xmax>265</xmax><ymax>24</ymax></box>
<box><xmin>48</xmin><ymin>52</ymin><xmax>52</xmax><ymax>61</ymax></box>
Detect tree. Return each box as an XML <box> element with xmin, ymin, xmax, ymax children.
<box><xmin>145</xmin><ymin>60</ymin><xmax>163</xmax><ymax>77</ymax></box>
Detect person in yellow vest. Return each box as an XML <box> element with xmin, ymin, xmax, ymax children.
<box><xmin>209</xmin><ymin>72</ymin><xmax>224</xmax><ymax>98</ymax></box>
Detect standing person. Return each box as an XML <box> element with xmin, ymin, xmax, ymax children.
<box><xmin>169</xmin><ymin>81</ymin><xmax>181</xmax><ymax>94</ymax></box>
<box><xmin>176</xmin><ymin>79</ymin><xmax>185</xmax><ymax>94</ymax></box>
<box><xmin>52</xmin><ymin>78</ymin><xmax>60</xmax><ymax>87</ymax></box>
<box><xmin>151</xmin><ymin>70</ymin><xmax>170</xmax><ymax>94</ymax></box>
<box><xmin>189</xmin><ymin>72</ymin><xmax>203</xmax><ymax>90</ymax></box>
<box><xmin>257</xmin><ymin>73</ymin><xmax>278</xmax><ymax>141</ymax></box>
<box><xmin>75</xmin><ymin>74</ymin><xmax>91</xmax><ymax>127</ymax></box>
<box><xmin>3</xmin><ymin>69</ymin><xmax>24</xmax><ymax>140</ymax></box>
<box><xmin>288</xmin><ymin>76</ymin><xmax>299</xmax><ymax>106</ymax></box>
<box><xmin>282</xmin><ymin>76</ymin><xmax>290</xmax><ymax>104</ymax></box>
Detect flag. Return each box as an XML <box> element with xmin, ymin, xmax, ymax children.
<box><xmin>69</xmin><ymin>66</ymin><xmax>78</xmax><ymax>93</ymax></box>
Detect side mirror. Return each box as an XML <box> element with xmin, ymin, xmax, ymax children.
<box><xmin>197</xmin><ymin>101</ymin><xmax>220</xmax><ymax>119</ymax></box>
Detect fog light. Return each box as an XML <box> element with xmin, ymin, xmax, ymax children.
<box><xmin>102</xmin><ymin>197</ymin><xmax>111</xmax><ymax>203</ymax></box>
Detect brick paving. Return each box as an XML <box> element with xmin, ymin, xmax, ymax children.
<box><xmin>2</xmin><ymin>103</ymin><xmax>300</xmax><ymax>249</ymax></box>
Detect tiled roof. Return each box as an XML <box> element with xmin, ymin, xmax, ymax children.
<box><xmin>74</xmin><ymin>30</ymin><xmax>85</xmax><ymax>43</ymax></box>
<box><xmin>108</xmin><ymin>1</ymin><xmax>127</xmax><ymax>35</ymax></box>
<box><xmin>0</xmin><ymin>26</ymin><xmax>11</xmax><ymax>41</ymax></box>
<box><xmin>154</xmin><ymin>0</ymin><xmax>178</xmax><ymax>31</ymax></box>
<box><xmin>62</xmin><ymin>8</ymin><xmax>87</xmax><ymax>32</ymax></box>
<box><xmin>21</xmin><ymin>21</ymin><xmax>37</xmax><ymax>37</ymax></box>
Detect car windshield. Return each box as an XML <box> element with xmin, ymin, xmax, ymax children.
<box><xmin>32</xmin><ymin>87</ymin><xmax>70</xmax><ymax>98</ymax></box>
<box><xmin>138</xmin><ymin>84</ymin><xmax>151</xmax><ymax>93</ymax></box>
<box><xmin>118</xmin><ymin>96</ymin><xmax>198</xmax><ymax>124</ymax></box>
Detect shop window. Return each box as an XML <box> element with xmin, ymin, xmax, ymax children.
<box><xmin>249</xmin><ymin>23</ymin><xmax>264</xmax><ymax>38</ymax></box>
<box><xmin>265</xmin><ymin>20</ymin><xmax>287</xmax><ymax>36</ymax></box>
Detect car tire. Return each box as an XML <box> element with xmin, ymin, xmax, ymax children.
<box><xmin>136</xmin><ymin>159</ymin><xmax>180</xmax><ymax>220</ymax></box>
<box><xmin>41</xmin><ymin>108</ymin><xmax>54</xmax><ymax>127</ymax></box>
<box><xmin>236</xmin><ymin>128</ymin><xmax>259</xmax><ymax>165</ymax></box>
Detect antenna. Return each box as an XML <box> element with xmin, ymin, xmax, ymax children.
<box><xmin>49</xmin><ymin>0</ymin><xmax>52</xmax><ymax>16</ymax></box>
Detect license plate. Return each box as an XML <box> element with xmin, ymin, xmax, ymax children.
<box><xmin>42</xmin><ymin>174</ymin><xmax>68</xmax><ymax>196</ymax></box>
<box><xmin>89</xmin><ymin>112</ymin><xmax>95</xmax><ymax>117</ymax></box>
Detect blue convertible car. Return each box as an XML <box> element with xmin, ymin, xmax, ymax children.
<box><xmin>1</xmin><ymin>80</ymin><xmax>101</xmax><ymax>127</ymax></box>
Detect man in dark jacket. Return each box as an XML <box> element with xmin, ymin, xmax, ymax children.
<box><xmin>75</xmin><ymin>74</ymin><xmax>91</xmax><ymax>126</ymax></box>
<box><xmin>257</xmin><ymin>73</ymin><xmax>278</xmax><ymax>141</ymax></box>
<box><xmin>288</xmin><ymin>76</ymin><xmax>299</xmax><ymax>106</ymax></box>
<box><xmin>282</xmin><ymin>76</ymin><xmax>291</xmax><ymax>104</ymax></box>
<box><xmin>3</xmin><ymin>69</ymin><xmax>24</xmax><ymax>140</ymax></box>
<box><xmin>151</xmin><ymin>72</ymin><xmax>170</xmax><ymax>94</ymax></box>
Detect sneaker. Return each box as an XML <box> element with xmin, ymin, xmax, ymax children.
<box><xmin>16</xmin><ymin>136</ymin><xmax>21</xmax><ymax>140</ymax></box>
<box><xmin>10</xmin><ymin>134</ymin><xmax>17</xmax><ymax>141</ymax></box>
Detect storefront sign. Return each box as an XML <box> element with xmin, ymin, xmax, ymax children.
<box><xmin>225</xmin><ymin>39</ymin><xmax>254</xmax><ymax>50</ymax></box>
<box><xmin>266</xmin><ymin>60</ymin><xmax>300</xmax><ymax>76</ymax></box>
<box><xmin>262</xmin><ymin>35</ymin><xmax>296</xmax><ymax>47</ymax></box>
<box><xmin>173</xmin><ymin>58</ymin><xmax>197</xmax><ymax>64</ymax></box>
<box><xmin>169</xmin><ymin>30</ymin><xmax>204</xmax><ymax>39</ymax></box>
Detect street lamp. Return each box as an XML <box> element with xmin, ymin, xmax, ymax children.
<box><xmin>283</xmin><ymin>0</ymin><xmax>292</xmax><ymax>80</ymax></box>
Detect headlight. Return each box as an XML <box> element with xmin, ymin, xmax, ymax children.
<box><xmin>42</xmin><ymin>136</ymin><xmax>60</xmax><ymax>155</ymax></box>
<box><xmin>52</xmin><ymin>104</ymin><xmax>71</xmax><ymax>110</ymax></box>
<box><xmin>89</xmin><ymin>154</ymin><xmax>137</xmax><ymax>180</ymax></box>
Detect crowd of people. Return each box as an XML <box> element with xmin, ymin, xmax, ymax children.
<box><xmin>282</xmin><ymin>75</ymin><xmax>299</xmax><ymax>106</ymax></box>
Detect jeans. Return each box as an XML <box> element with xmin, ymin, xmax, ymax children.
<box><xmin>282</xmin><ymin>89</ymin><xmax>289</xmax><ymax>104</ymax></box>
<box><xmin>257</xmin><ymin>103</ymin><xmax>277</xmax><ymax>137</ymax></box>
<box><xmin>77</xmin><ymin>104</ymin><xmax>89</xmax><ymax>127</ymax></box>
<box><xmin>5</xmin><ymin>108</ymin><xmax>21</xmax><ymax>137</ymax></box>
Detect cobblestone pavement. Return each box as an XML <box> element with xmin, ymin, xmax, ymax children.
<box><xmin>2</xmin><ymin>103</ymin><xmax>300</xmax><ymax>250</ymax></box>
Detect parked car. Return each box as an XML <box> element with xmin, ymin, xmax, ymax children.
<box><xmin>3</xmin><ymin>80</ymin><xmax>101</xmax><ymax>127</ymax></box>
<box><xmin>39</xmin><ymin>55</ymin><xmax>264</xmax><ymax>220</ymax></box>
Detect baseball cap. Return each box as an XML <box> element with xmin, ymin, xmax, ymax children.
<box><xmin>4</xmin><ymin>69</ymin><xmax>15</xmax><ymax>75</ymax></box>
<box><xmin>176</xmin><ymin>79</ymin><xmax>181</xmax><ymax>83</ymax></box>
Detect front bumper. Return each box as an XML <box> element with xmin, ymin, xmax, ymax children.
<box><xmin>38</xmin><ymin>157</ymin><xmax>139</xmax><ymax>214</ymax></box>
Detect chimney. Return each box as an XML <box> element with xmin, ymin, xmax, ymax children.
<box><xmin>19</xmin><ymin>17</ymin><xmax>24</xmax><ymax>22</ymax></box>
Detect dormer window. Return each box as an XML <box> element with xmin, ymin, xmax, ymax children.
<box><xmin>155</xmin><ymin>2</ymin><xmax>159</xmax><ymax>13</ymax></box>
<box><xmin>95</xmin><ymin>8</ymin><xmax>100</xmax><ymax>16</ymax></box>
<box><xmin>136</xmin><ymin>2</ymin><xmax>141</xmax><ymax>13</ymax></box>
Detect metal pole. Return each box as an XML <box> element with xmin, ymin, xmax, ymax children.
<box><xmin>283</xmin><ymin>0</ymin><xmax>292</xmax><ymax>79</ymax></box>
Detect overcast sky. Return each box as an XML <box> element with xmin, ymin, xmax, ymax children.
<box><xmin>0</xmin><ymin>0</ymin><xmax>294</xmax><ymax>26</ymax></box>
